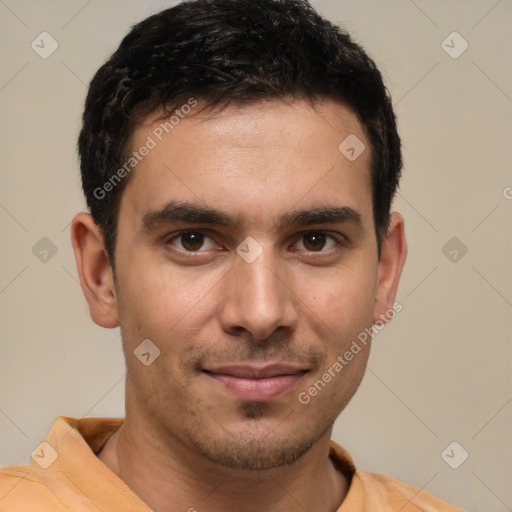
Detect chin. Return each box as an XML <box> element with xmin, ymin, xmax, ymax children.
<box><xmin>184</xmin><ymin>413</ymin><xmax>331</xmax><ymax>471</ymax></box>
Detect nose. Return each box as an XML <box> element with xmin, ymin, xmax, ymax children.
<box><xmin>218</xmin><ymin>244</ymin><xmax>299</xmax><ymax>342</ymax></box>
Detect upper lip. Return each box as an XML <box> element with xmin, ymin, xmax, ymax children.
<box><xmin>204</xmin><ymin>363</ymin><xmax>307</xmax><ymax>379</ymax></box>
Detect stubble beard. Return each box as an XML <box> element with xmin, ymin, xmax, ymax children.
<box><xmin>180</xmin><ymin>399</ymin><xmax>340</xmax><ymax>471</ymax></box>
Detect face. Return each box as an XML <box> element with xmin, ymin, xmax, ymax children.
<box><xmin>102</xmin><ymin>99</ymin><xmax>399</xmax><ymax>470</ymax></box>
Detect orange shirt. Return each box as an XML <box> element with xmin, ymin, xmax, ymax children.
<box><xmin>0</xmin><ymin>416</ymin><xmax>464</xmax><ymax>511</ymax></box>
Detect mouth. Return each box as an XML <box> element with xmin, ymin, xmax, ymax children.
<box><xmin>203</xmin><ymin>363</ymin><xmax>309</xmax><ymax>401</ymax></box>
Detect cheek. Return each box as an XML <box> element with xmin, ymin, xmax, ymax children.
<box><xmin>298</xmin><ymin>260</ymin><xmax>377</xmax><ymax>340</ymax></box>
<box><xmin>115</xmin><ymin>261</ymin><xmax>219</xmax><ymax>345</ymax></box>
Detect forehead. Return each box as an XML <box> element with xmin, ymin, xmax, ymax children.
<box><xmin>120</xmin><ymin>98</ymin><xmax>373</xmax><ymax>231</ymax></box>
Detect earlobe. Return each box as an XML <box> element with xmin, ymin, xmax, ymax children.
<box><xmin>374</xmin><ymin>212</ymin><xmax>407</xmax><ymax>324</ymax></box>
<box><xmin>71</xmin><ymin>212</ymin><xmax>119</xmax><ymax>328</ymax></box>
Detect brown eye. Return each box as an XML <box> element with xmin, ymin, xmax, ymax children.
<box><xmin>170</xmin><ymin>232</ymin><xmax>215</xmax><ymax>252</ymax></box>
<box><xmin>302</xmin><ymin>232</ymin><xmax>327</xmax><ymax>251</ymax></box>
<box><xmin>180</xmin><ymin>232</ymin><xmax>204</xmax><ymax>251</ymax></box>
<box><xmin>295</xmin><ymin>232</ymin><xmax>339</xmax><ymax>253</ymax></box>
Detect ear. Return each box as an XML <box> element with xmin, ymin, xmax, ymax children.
<box><xmin>373</xmin><ymin>212</ymin><xmax>407</xmax><ymax>323</ymax></box>
<box><xmin>71</xmin><ymin>212</ymin><xmax>119</xmax><ymax>328</ymax></box>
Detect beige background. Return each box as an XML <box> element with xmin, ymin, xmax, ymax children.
<box><xmin>0</xmin><ymin>1</ymin><xmax>511</xmax><ymax>510</ymax></box>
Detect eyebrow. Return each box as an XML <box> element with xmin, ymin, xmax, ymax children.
<box><xmin>142</xmin><ymin>200</ymin><xmax>362</xmax><ymax>231</ymax></box>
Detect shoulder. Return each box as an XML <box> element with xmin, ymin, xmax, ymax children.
<box><xmin>0</xmin><ymin>464</ymin><xmax>65</xmax><ymax>510</ymax></box>
<box><xmin>329</xmin><ymin>440</ymin><xmax>465</xmax><ymax>511</ymax></box>
<box><xmin>355</xmin><ymin>468</ymin><xmax>466</xmax><ymax>512</ymax></box>
<box><xmin>0</xmin><ymin>416</ymin><xmax>125</xmax><ymax>510</ymax></box>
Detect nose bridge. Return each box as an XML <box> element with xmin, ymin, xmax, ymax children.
<box><xmin>220</xmin><ymin>241</ymin><xmax>297</xmax><ymax>339</ymax></box>
<box><xmin>239</xmin><ymin>246</ymin><xmax>279</xmax><ymax>302</ymax></box>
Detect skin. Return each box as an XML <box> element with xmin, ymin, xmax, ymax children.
<box><xmin>72</xmin><ymin>98</ymin><xmax>407</xmax><ymax>512</ymax></box>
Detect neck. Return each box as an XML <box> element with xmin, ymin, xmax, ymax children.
<box><xmin>98</xmin><ymin>404</ymin><xmax>349</xmax><ymax>512</ymax></box>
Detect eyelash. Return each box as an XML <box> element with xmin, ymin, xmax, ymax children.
<box><xmin>166</xmin><ymin>230</ymin><xmax>345</xmax><ymax>256</ymax></box>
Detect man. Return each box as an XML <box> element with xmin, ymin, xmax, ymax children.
<box><xmin>0</xmin><ymin>0</ymin><xmax>464</xmax><ymax>510</ymax></box>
